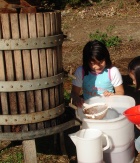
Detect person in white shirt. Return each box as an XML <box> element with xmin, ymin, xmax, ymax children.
<box><xmin>71</xmin><ymin>40</ymin><xmax>124</xmax><ymax>107</ymax></box>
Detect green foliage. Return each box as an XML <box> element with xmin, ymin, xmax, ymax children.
<box><xmin>89</xmin><ymin>29</ymin><xmax>122</xmax><ymax>47</ymax></box>
<box><xmin>118</xmin><ymin>0</ymin><xmax>124</xmax><ymax>9</ymax></box>
<box><xmin>68</xmin><ymin>0</ymin><xmax>81</xmax><ymax>6</ymax></box>
<box><xmin>105</xmin><ymin>0</ymin><xmax>115</xmax><ymax>2</ymax></box>
<box><xmin>128</xmin><ymin>36</ymin><xmax>133</xmax><ymax>42</ymax></box>
<box><xmin>106</xmin><ymin>25</ymin><xmax>115</xmax><ymax>33</ymax></box>
<box><xmin>0</xmin><ymin>150</ymin><xmax>23</xmax><ymax>163</ymax></box>
<box><xmin>40</xmin><ymin>0</ymin><xmax>93</xmax><ymax>10</ymax></box>
<box><xmin>64</xmin><ymin>89</ymin><xmax>71</xmax><ymax>101</ymax></box>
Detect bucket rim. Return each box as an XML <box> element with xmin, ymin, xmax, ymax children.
<box><xmin>82</xmin><ymin>114</ymin><xmax>125</xmax><ymax>123</ymax></box>
<box><xmin>76</xmin><ymin>128</ymin><xmax>103</xmax><ymax>140</ymax></box>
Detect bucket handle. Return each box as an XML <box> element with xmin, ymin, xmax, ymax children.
<box><xmin>102</xmin><ymin>133</ymin><xmax>110</xmax><ymax>151</ymax></box>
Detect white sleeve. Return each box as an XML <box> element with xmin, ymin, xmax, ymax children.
<box><xmin>72</xmin><ymin>66</ymin><xmax>83</xmax><ymax>87</ymax></box>
<box><xmin>110</xmin><ymin>67</ymin><xmax>123</xmax><ymax>87</ymax></box>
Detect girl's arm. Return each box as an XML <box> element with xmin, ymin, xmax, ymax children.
<box><xmin>108</xmin><ymin>67</ymin><xmax>124</xmax><ymax>95</ymax></box>
<box><xmin>71</xmin><ymin>85</ymin><xmax>84</xmax><ymax>107</ymax></box>
<box><xmin>136</xmin><ymin>124</ymin><xmax>140</xmax><ymax>130</ymax></box>
<box><xmin>114</xmin><ymin>84</ymin><xmax>124</xmax><ymax>95</ymax></box>
<box><xmin>103</xmin><ymin>84</ymin><xmax>124</xmax><ymax>96</ymax></box>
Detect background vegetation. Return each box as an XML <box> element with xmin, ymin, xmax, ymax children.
<box><xmin>40</xmin><ymin>0</ymin><xmax>123</xmax><ymax>10</ymax></box>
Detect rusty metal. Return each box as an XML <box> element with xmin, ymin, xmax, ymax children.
<box><xmin>0</xmin><ymin>34</ymin><xmax>64</xmax><ymax>50</ymax></box>
<box><xmin>0</xmin><ymin>104</ymin><xmax>64</xmax><ymax>125</ymax></box>
<box><xmin>0</xmin><ymin>120</ymin><xmax>81</xmax><ymax>140</ymax></box>
<box><xmin>0</xmin><ymin>73</ymin><xmax>63</xmax><ymax>92</ymax></box>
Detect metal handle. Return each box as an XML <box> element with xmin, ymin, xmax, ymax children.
<box><xmin>69</xmin><ymin>103</ymin><xmax>78</xmax><ymax>110</ymax></box>
<box><xmin>69</xmin><ymin>98</ymin><xmax>78</xmax><ymax>110</ymax></box>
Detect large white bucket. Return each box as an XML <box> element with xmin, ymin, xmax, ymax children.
<box><xmin>76</xmin><ymin>95</ymin><xmax>135</xmax><ymax>163</ymax></box>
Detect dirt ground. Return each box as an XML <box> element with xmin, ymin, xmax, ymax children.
<box><xmin>62</xmin><ymin>0</ymin><xmax>140</xmax><ymax>92</ymax></box>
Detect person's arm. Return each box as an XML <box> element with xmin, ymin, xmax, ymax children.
<box><xmin>71</xmin><ymin>85</ymin><xmax>84</xmax><ymax>107</ymax></box>
<box><xmin>103</xmin><ymin>82</ymin><xmax>124</xmax><ymax>96</ymax></box>
<box><xmin>136</xmin><ymin>124</ymin><xmax>140</xmax><ymax>130</ymax></box>
<box><xmin>109</xmin><ymin>67</ymin><xmax>124</xmax><ymax>95</ymax></box>
<box><xmin>70</xmin><ymin>66</ymin><xmax>84</xmax><ymax>107</ymax></box>
<box><xmin>114</xmin><ymin>84</ymin><xmax>124</xmax><ymax>95</ymax></box>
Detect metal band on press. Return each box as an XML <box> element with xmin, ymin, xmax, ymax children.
<box><xmin>0</xmin><ymin>120</ymin><xmax>81</xmax><ymax>140</ymax></box>
<box><xmin>0</xmin><ymin>34</ymin><xmax>63</xmax><ymax>50</ymax></box>
<box><xmin>0</xmin><ymin>73</ymin><xmax>63</xmax><ymax>92</ymax></box>
<box><xmin>0</xmin><ymin>104</ymin><xmax>65</xmax><ymax>125</ymax></box>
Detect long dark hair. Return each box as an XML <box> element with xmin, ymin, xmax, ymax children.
<box><xmin>128</xmin><ymin>56</ymin><xmax>140</xmax><ymax>90</ymax></box>
<box><xmin>82</xmin><ymin>40</ymin><xmax>112</xmax><ymax>75</ymax></box>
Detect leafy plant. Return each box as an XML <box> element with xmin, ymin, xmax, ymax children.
<box><xmin>89</xmin><ymin>29</ymin><xmax>122</xmax><ymax>47</ymax></box>
<box><xmin>128</xmin><ymin>36</ymin><xmax>133</xmax><ymax>42</ymax></box>
<box><xmin>0</xmin><ymin>150</ymin><xmax>23</xmax><ymax>163</ymax></box>
<box><xmin>64</xmin><ymin>89</ymin><xmax>71</xmax><ymax>101</ymax></box>
<box><xmin>40</xmin><ymin>0</ymin><xmax>94</xmax><ymax>10</ymax></box>
<box><xmin>106</xmin><ymin>25</ymin><xmax>115</xmax><ymax>34</ymax></box>
<box><xmin>118</xmin><ymin>0</ymin><xmax>124</xmax><ymax>9</ymax></box>
<box><xmin>68</xmin><ymin>0</ymin><xmax>81</xmax><ymax>6</ymax></box>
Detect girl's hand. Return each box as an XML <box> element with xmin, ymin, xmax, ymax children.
<box><xmin>103</xmin><ymin>91</ymin><xmax>114</xmax><ymax>97</ymax></box>
<box><xmin>73</xmin><ymin>96</ymin><xmax>84</xmax><ymax>108</ymax></box>
<box><xmin>71</xmin><ymin>85</ymin><xmax>84</xmax><ymax>108</ymax></box>
<box><xmin>136</xmin><ymin>124</ymin><xmax>140</xmax><ymax>130</ymax></box>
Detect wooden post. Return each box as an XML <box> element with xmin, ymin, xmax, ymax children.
<box><xmin>22</xmin><ymin>139</ymin><xmax>37</xmax><ymax>163</ymax></box>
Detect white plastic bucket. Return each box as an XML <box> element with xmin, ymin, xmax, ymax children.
<box><xmin>69</xmin><ymin>128</ymin><xmax>110</xmax><ymax>163</ymax></box>
<box><xmin>76</xmin><ymin>95</ymin><xmax>135</xmax><ymax>163</ymax></box>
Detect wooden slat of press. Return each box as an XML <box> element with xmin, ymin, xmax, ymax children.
<box><xmin>50</xmin><ymin>13</ymin><xmax>60</xmax><ymax>149</ymax></box>
<box><xmin>1</xmin><ymin>14</ymin><xmax>17</xmax><ymax>131</ymax></box>
<box><xmin>36</xmin><ymin>13</ymin><xmax>50</xmax><ymax>127</ymax></box>
<box><xmin>55</xmin><ymin>12</ymin><xmax>62</xmax><ymax>73</ymax></box>
<box><xmin>54</xmin><ymin>12</ymin><xmax>64</xmax><ymax>126</ymax></box>
<box><xmin>28</xmin><ymin>13</ymin><xmax>43</xmax><ymax>129</ymax></box>
<box><xmin>19</xmin><ymin>13</ymin><xmax>36</xmax><ymax>131</ymax></box>
<box><xmin>56</xmin><ymin>12</ymin><xmax>63</xmax><ymax>105</ymax></box>
<box><xmin>10</xmin><ymin>13</ymin><xmax>27</xmax><ymax>131</ymax></box>
<box><xmin>44</xmin><ymin>13</ymin><xmax>55</xmax><ymax>127</ymax></box>
<box><xmin>0</xmin><ymin>15</ymin><xmax>9</xmax><ymax>132</ymax></box>
<box><xmin>0</xmin><ymin>53</ymin><xmax>4</xmax><ymax>132</ymax></box>
<box><xmin>51</xmin><ymin>12</ymin><xmax>59</xmax><ymax>105</ymax></box>
<box><xmin>50</xmin><ymin>12</ymin><xmax>60</xmax><ymax>127</ymax></box>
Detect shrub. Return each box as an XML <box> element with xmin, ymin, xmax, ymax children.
<box><xmin>89</xmin><ymin>30</ymin><xmax>122</xmax><ymax>47</ymax></box>
<box><xmin>41</xmin><ymin>0</ymin><xmax>94</xmax><ymax>10</ymax></box>
<box><xmin>64</xmin><ymin>89</ymin><xmax>71</xmax><ymax>101</ymax></box>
